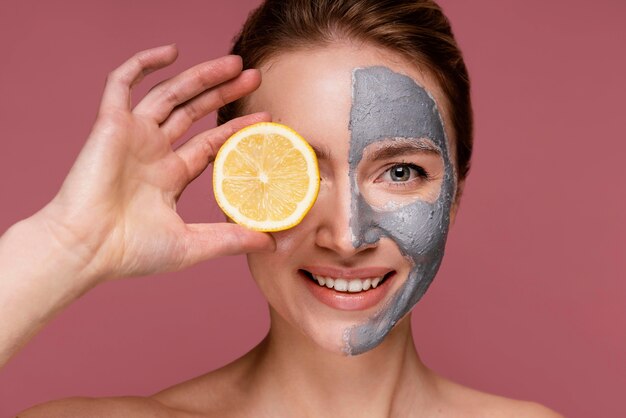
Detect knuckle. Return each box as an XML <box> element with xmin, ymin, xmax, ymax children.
<box><xmin>108</xmin><ymin>47</ymin><xmax>159</xmax><ymax>87</ymax></box>
<box><xmin>215</xmin><ymin>89</ymin><xmax>228</xmax><ymax>109</ymax></box>
<box><xmin>201</xmin><ymin>134</ymin><xmax>218</xmax><ymax>158</ymax></box>
<box><xmin>223</xmin><ymin>120</ymin><xmax>240</xmax><ymax>137</ymax></box>
<box><xmin>132</xmin><ymin>50</ymin><xmax>151</xmax><ymax>68</ymax></box>
<box><xmin>107</xmin><ymin>65</ymin><xmax>135</xmax><ymax>87</ymax></box>
<box><xmin>162</xmin><ymin>86</ymin><xmax>181</xmax><ymax>105</ymax></box>
<box><xmin>182</xmin><ymin>103</ymin><xmax>199</xmax><ymax>122</ymax></box>
<box><xmin>186</xmin><ymin>66</ymin><xmax>214</xmax><ymax>93</ymax></box>
<box><xmin>106</xmin><ymin>69</ymin><xmax>121</xmax><ymax>84</ymax></box>
<box><xmin>189</xmin><ymin>66</ymin><xmax>205</xmax><ymax>82</ymax></box>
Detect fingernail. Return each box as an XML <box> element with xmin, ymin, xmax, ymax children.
<box><xmin>253</xmin><ymin>111</ymin><xmax>272</xmax><ymax>121</ymax></box>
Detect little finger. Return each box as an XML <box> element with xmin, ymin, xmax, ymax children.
<box><xmin>99</xmin><ymin>44</ymin><xmax>178</xmax><ymax>113</ymax></box>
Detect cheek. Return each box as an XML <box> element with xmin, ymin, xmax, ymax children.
<box><xmin>352</xmin><ymin>187</ymin><xmax>450</xmax><ymax>261</ymax></box>
<box><xmin>247</xmin><ymin>249</ymin><xmax>293</xmax><ymax>322</ymax></box>
<box><xmin>248</xmin><ymin>236</ymin><xmax>288</xmax><ymax>280</ymax></box>
<box><xmin>246</xmin><ymin>227</ymin><xmax>305</xmax><ymax>295</ymax></box>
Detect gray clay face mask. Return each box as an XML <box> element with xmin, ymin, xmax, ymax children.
<box><xmin>344</xmin><ymin>66</ymin><xmax>456</xmax><ymax>355</ymax></box>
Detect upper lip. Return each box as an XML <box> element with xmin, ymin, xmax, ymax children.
<box><xmin>300</xmin><ymin>266</ymin><xmax>394</xmax><ymax>280</ymax></box>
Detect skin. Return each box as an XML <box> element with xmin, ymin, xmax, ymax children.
<box><xmin>345</xmin><ymin>65</ymin><xmax>456</xmax><ymax>355</ymax></box>
<box><xmin>0</xmin><ymin>45</ymin><xmax>274</xmax><ymax>370</ymax></box>
<box><xmin>242</xmin><ymin>43</ymin><xmax>456</xmax><ymax>358</ymax></box>
<box><xmin>6</xmin><ymin>43</ymin><xmax>562</xmax><ymax>417</ymax></box>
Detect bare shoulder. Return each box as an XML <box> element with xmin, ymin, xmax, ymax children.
<box><xmin>150</xmin><ymin>356</ymin><xmax>256</xmax><ymax>417</ymax></box>
<box><xmin>17</xmin><ymin>396</ymin><xmax>196</xmax><ymax>418</ymax></box>
<box><xmin>19</xmin><ymin>349</ymin><xmax>260</xmax><ymax>418</ymax></box>
<box><xmin>431</xmin><ymin>373</ymin><xmax>563</xmax><ymax>418</ymax></box>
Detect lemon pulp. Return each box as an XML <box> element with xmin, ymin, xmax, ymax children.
<box><xmin>213</xmin><ymin>122</ymin><xmax>319</xmax><ymax>232</ymax></box>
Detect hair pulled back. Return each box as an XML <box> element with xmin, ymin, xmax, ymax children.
<box><xmin>218</xmin><ymin>0</ymin><xmax>473</xmax><ymax>183</ymax></box>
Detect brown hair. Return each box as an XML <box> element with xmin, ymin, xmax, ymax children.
<box><xmin>218</xmin><ymin>0</ymin><xmax>473</xmax><ymax>184</ymax></box>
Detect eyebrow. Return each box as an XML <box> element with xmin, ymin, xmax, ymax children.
<box><xmin>366</xmin><ymin>139</ymin><xmax>441</xmax><ymax>161</ymax></box>
<box><xmin>309</xmin><ymin>143</ymin><xmax>333</xmax><ymax>161</ymax></box>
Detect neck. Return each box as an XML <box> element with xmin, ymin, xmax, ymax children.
<box><xmin>248</xmin><ymin>309</ymin><xmax>436</xmax><ymax>418</ymax></box>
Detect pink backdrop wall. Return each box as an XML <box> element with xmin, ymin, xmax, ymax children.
<box><xmin>1</xmin><ymin>1</ymin><xmax>624</xmax><ymax>416</ymax></box>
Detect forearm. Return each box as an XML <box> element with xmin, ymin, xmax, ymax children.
<box><xmin>0</xmin><ymin>213</ymin><xmax>102</xmax><ymax>368</ymax></box>
<box><xmin>0</xmin><ymin>45</ymin><xmax>274</xmax><ymax>370</ymax></box>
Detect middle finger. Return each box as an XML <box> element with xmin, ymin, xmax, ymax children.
<box><xmin>133</xmin><ymin>55</ymin><xmax>243</xmax><ymax>124</ymax></box>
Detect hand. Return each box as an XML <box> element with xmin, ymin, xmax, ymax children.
<box><xmin>37</xmin><ymin>44</ymin><xmax>274</xmax><ymax>282</ymax></box>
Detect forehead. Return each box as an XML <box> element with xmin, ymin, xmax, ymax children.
<box><xmin>245</xmin><ymin>43</ymin><xmax>455</xmax><ymax>160</ymax></box>
<box><xmin>350</xmin><ymin>66</ymin><xmax>448</xmax><ymax>161</ymax></box>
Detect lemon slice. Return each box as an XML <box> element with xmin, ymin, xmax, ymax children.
<box><xmin>213</xmin><ymin>122</ymin><xmax>320</xmax><ymax>232</ymax></box>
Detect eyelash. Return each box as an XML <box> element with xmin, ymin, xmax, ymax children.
<box><xmin>377</xmin><ymin>163</ymin><xmax>430</xmax><ymax>187</ymax></box>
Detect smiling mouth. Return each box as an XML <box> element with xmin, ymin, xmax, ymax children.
<box><xmin>300</xmin><ymin>270</ymin><xmax>394</xmax><ymax>293</ymax></box>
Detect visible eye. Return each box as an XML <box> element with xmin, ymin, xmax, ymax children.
<box><xmin>379</xmin><ymin>163</ymin><xmax>429</xmax><ymax>184</ymax></box>
<box><xmin>390</xmin><ymin>165</ymin><xmax>411</xmax><ymax>181</ymax></box>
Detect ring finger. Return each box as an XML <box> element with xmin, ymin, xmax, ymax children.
<box><xmin>160</xmin><ymin>68</ymin><xmax>262</xmax><ymax>142</ymax></box>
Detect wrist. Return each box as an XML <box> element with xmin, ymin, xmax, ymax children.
<box><xmin>17</xmin><ymin>209</ymin><xmax>109</xmax><ymax>286</ymax></box>
<box><xmin>0</xmin><ymin>213</ymin><xmax>105</xmax><ymax>367</ymax></box>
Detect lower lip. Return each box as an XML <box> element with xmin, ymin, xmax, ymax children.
<box><xmin>299</xmin><ymin>271</ymin><xmax>395</xmax><ymax>311</ymax></box>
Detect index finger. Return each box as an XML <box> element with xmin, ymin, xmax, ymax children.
<box><xmin>175</xmin><ymin>111</ymin><xmax>272</xmax><ymax>185</ymax></box>
<box><xmin>99</xmin><ymin>44</ymin><xmax>179</xmax><ymax>113</ymax></box>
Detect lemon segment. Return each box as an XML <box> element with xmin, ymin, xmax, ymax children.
<box><xmin>213</xmin><ymin>122</ymin><xmax>320</xmax><ymax>232</ymax></box>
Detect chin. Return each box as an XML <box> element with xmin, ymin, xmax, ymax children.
<box><xmin>275</xmin><ymin>300</ymin><xmax>397</xmax><ymax>356</ymax></box>
<box><xmin>307</xmin><ymin>317</ymin><xmax>366</xmax><ymax>356</ymax></box>
<box><xmin>254</xmin><ymin>269</ymin><xmax>410</xmax><ymax>356</ymax></box>
<box><xmin>307</xmin><ymin>324</ymin><xmax>352</xmax><ymax>356</ymax></box>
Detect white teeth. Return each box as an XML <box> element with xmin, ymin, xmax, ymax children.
<box><xmin>334</xmin><ymin>279</ymin><xmax>348</xmax><ymax>292</ymax></box>
<box><xmin>348</xmin><ymin>280</ymin><xmax>363</xmax><ymax>292</ymax></box>
<box><xmin>312</xmin><ymin>274</ymin><xmax>384</xmax><ymax>293</ymax></box>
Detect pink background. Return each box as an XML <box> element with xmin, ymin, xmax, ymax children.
<box><xmin>1</xmin><ymin>1</ymin><xmax>624</xmax><ymax>416</ymax></box>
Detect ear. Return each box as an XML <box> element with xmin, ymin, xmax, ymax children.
<box><xmin>450</xmin><ymin>180</ymin><xmax>465</xmax><ymax>225</ymax></box>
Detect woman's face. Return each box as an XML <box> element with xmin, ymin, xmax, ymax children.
<box><xmin>245</xmin><ymin>42</ymin><xmax>458</xmax><ymax>355</ymax></box>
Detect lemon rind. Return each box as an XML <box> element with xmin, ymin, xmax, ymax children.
<box><xmin>213</xmin><ymin>122</ymin><xmax>320</xmax><ymax>232</ymax></box>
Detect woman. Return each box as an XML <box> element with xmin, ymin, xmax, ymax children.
<box><xmin>1</xmin><ymin>0</ymin><xmax>562</xmax><ymax>416</ymax></box>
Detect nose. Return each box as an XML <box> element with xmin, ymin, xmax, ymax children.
<box><xmin>314</xmin><ymin>177</ymin><xmax>377</xmax><ymax>258</ymax></box>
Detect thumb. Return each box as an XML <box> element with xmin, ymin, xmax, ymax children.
<box><xmin>182</xmin><ymin>222</ymin><xmax>275</xmax><ymax>266</ymax></box>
